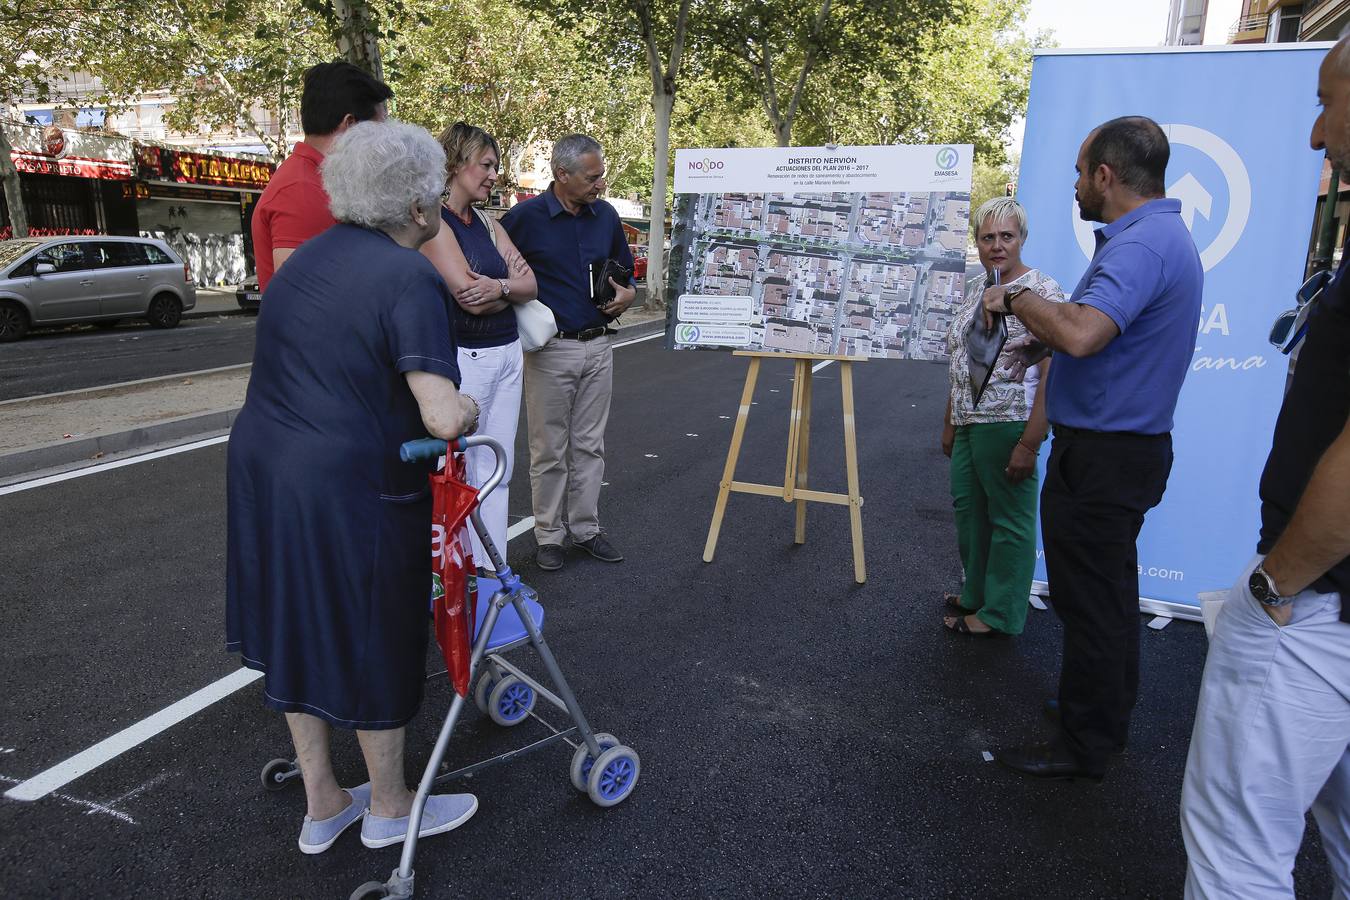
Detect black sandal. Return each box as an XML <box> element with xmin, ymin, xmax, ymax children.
<box><xmin>943</xmin><ymin>593</ymin><xmax>979</xmax><ymax>616</ymax></box>
<box><xmin>943</xmin><ymin>613</ymin><xmax>1007</xmax><ymax>638</ymax></box>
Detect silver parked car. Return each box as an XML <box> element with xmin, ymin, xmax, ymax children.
<box><xmin>0</xmin><ymin>235</ymin><xmax>198</xmax><ymax>342</ymax></box>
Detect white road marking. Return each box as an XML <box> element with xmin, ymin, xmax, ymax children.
<box><xmin>811</xmin><ymin>359</ymin><xmax>835</xmax><ymax>373</ymax></box>
<box><xmin>506</xmin><ymin>517</ymin><xmax>535</xmax><ymax>540</ymax></box>
<box><xmin>0</xmin><ymin>775</ymin><xmax>136</xmax><ymax>824</ymax></box>
<box><xmin>5</xmin><ymin>668</ymin><xmax>261</xmax><ymax>802</ymax></box>
<box><xmin>0</xmin><ymin>435</ymin><xmax>230</xmax><ymax>497</ymax></box>
<box><xmin>612</xmin><ymin>330</ymin><xmax>663</xmax><ymax>349</ymax></box>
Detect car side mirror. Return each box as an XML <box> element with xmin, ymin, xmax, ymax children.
<box><xmin>34</xmin><ymin>262</ymin><xmax>56</xmax><ymax>276</ymax></box>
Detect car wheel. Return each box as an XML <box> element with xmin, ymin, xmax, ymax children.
<box><xmin>0</xmin><ymin>301</ymin><xmax>30</xmax><ymax>342</ymax></box>
<box><xmin>146</xmin><ymin>293</ymin><xmax>183</xmax><ymax>329</ymax></box>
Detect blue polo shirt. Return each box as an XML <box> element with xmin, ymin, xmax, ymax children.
<box><xmin>1045</xmin><ymin>198</ymin><xmax>1202</xmax><ymax>434</ymax></box>
<box><xmin>500</xmin><ymin>186</ymin><xmax>635</xmax><ymax>333</ymax></box>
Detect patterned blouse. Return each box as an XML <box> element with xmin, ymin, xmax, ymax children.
<box><xmin>946</xmin><ymin>268</ymin><xmax>1066</xmax><ymax>426</ymax></box>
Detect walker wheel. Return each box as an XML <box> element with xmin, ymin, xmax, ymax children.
<box><xmin>260</xmin><ymin>758</ymin><xmax>296</xmax><ymax>792</ymax></box>
<box><xmin>349</xmin><ymin>881</ymin><xmax>389</xmax><ymax>900</ymax></box>
<box><xmin>586</xmin><ymin>745</ymin><xmax>640</xmax><ymax>808</ymax></box>
<box><xmin>487</xmin><ymin>675</ymin><xmax>536</xmax><ymax>726</ymax></box>
<box><xmin>472</xmin><ymin>670</ymin><xmax>497</xmax><ymax>715</ymax></box>
<box><xmin>568</xmin><ymin>733</ymin><xmax>619</xmax><ymax>792</ymax></box>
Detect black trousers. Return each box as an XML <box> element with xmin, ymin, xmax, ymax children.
<box><xmin>1040</xmin><ymin>426</ymin><xmax>1173</xmax><ymax>770</ymax></box>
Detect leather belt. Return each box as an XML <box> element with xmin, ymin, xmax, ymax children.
<box><xmin>556</xmin><ymin>326</ymin><xmax>614</xmax><ymax>341</ymax></box>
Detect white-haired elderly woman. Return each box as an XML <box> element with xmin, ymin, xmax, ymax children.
<box><xmin>226</xmin><ymin>120</ymin><xmax>482</xmax><ymax>855</ymax></box>
<box><xmin>941</xmin><ymin>197</ymin><xmax>1066</xmax><ymax>637</ymax></box>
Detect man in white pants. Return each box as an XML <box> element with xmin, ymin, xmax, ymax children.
<box><xmin>1180</xmin><ymin>39</ymin><xmax>1350</xmax><ymax>898</ymax></box>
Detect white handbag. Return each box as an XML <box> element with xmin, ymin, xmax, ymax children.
<box><xmin>515</xmin><ymin>299</ymin><xmax>558</xmax><ymax>352</ymax></box>
<box><xmin>473</xmin><ymin>207</ymin><xmax>556</xmax><ymax>352</ymax></box>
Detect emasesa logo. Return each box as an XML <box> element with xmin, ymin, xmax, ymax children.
<box><xmin>935</xmin><ymin>146</ymin><xmax>960</xmax><ymax>175</ymax></box>
<box><xmin>676</xmin><ymin>324</ymin><xmax>702</xmax><ymax>343</ymax></box>
<box><xmin>687</xmin><ymin>157</ymin><xmax>725</xmax><ymax>172</ymax></box>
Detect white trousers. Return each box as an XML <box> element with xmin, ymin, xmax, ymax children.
<box><xmin>1181</xmin><ymin>558</ymin><xmax>1350</xmax><ymax>898</ymax></box>
<box><xmin>456</xmin><ymin>340</ymin><xmax>523</xmax><ymax>567</ymax></box>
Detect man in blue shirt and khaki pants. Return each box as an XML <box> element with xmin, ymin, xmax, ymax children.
<box><xmin>979</xmin><ymin>116</ymin><xmax>1203</xmax><ymax>782</ymax></box>
<box><xmin>502</xmin><ymin>135</ymin><xmax>637</xmax><ymax>571</ymax></box>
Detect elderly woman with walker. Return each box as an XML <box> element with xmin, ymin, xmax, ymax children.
<box><xmin>226</xmin><ymin>119</ymin><xmax>483</xmax><ymax>854</ymax></box>
<box><xmin>941</xmin><ymin>197</ymin><xmax>1066</xmax><ymax>637</ymax></box>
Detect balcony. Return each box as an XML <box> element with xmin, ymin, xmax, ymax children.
<box><xmin>1228</xmin><ymin>12</ymin><xmax>1269</xmax><ymax>41</ymax></box>
<box><xmin>1301</xmin><ymin>0</ymin><xmax>1350</xmax><ymax>40</ymax></box>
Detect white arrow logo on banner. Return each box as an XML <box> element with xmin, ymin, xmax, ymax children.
<box><xmin>1170</xmin><ymin>172</ymin><xmax>1213</xmax><ymax>230</ymax></box>
<box><xmin>1072</xmin><ymin>124</ymin><xmax>1251</xmax><ymax>272</ymax></box>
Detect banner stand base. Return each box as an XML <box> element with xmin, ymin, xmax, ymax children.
<box><xmin>1030</xmin><ymin>580</ymin><xmax>1203</xmax><ymax>623</ymax></box>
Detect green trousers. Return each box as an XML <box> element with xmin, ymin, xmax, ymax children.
<box><xmin>950</xmin><ymin>421</ymin><xmax>1039</xmax><ymax>635</ymax></box>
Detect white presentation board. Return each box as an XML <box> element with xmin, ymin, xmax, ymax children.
<box><xmin>666</xmin><ymin>145</ymin><xmax>974</xmax><ymax>359</ymax></box>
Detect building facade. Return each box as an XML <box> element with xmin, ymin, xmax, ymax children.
<box><xmin>2</xmin><ymin>120</ymin><xmax>276</xmax><ymax>284</ymax></box>
<box><xmin>1166</xmin><ymin>0</ymin><xmax>1211</xmax><ymax>45</ymax></box>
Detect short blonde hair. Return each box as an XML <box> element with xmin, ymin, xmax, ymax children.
<box><xmin>322</xmin><ymin>120</ymin><xmax>446</xmax><ymax>232</ymax></box>
<box><xmin>972</xmin><ymin>197</ymin><xmax>1029</xmax><ymax>241</ymax></box>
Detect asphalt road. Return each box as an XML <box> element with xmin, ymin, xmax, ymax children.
<box><xmin>0</xmin><ymin>337</ymin><xmax>1334</xmax><ymax>898</ymax></box>
<box><xmin>0</xmin><ymin>314</ymin><xmax>257</xmax><ymax>401</ymax></box>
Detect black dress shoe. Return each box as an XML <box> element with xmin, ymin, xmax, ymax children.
<box><xmin>574</xmin><ymin>533</ymin><xmax>624</xmax><ymax>563</ymax></box>
<box><xmin>995</xmin><ymin>741</ymin><xmax>1104</xmax><ymax>783</ymax></box>
<box><xmin>536</xmin><ymin>544</ymin><xmax>564</xmax><ymax>571</ymax></box>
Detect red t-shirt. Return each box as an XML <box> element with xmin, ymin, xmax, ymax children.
<box><xmin>251</xmin><ymin>142</ymin><xmax>335</xmax><ymax>290</ymax></box>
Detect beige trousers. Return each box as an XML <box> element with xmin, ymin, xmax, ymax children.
<box><xmin>522</xmin><ymin>334</ymin><xmax>613</xmax><ymax>546</ymax></box>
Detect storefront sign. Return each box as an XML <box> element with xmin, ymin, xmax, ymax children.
<box><xmin>138</xmin><ymin>145</ymin><xmax>273</xmax><ymax>190</ymax></box>
<box><xmin>4</xmin><ymin>122</ymin><xmax>133</xmax><ymax>180</ymax></box>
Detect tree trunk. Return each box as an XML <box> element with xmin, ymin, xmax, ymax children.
<box><xmin>646</xmin><ymin>83</ymin><xmax>674</xmax><ymax>308</ymax></box>
<box><xmin>0</xmin><ymin>124</ymin><xmax>28</xmax><ymax>238</ymax></box>
<box><xmin>332</xmin><ymin>0</ymin><xmax>383</xmax><ymax>79</ymax></box>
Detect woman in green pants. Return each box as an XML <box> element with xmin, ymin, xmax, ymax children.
<box><xmin>941</xmin><ymin>198</ymin><xmax>1065</xmax><ymax>636</ymax></box>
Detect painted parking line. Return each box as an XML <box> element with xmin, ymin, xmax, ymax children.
<box><xmin>0</xmin><ymin>435</ymin><xmax>231</xmax><ymax>497</ymax></box>
<box><xmin>4</xmin><ymin>669</ymin><xmax>261</xmax><ymax>802</ymax></box>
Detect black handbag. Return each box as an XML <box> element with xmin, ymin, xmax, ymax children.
<box><xmin>589</xmin><ymin>259</ymin><xmax>633</xmax><ymax>308</ymax></box>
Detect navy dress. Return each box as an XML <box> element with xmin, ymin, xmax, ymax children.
<box><xmin>226</xmin><ymin>224</ymin><xmax>460</xmax><ymax>730</ymax></box>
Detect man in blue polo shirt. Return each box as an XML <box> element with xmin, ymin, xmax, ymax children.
<box><xmin>980</xmin><ymin>116</ymin><xmax>1203</xmax><ymax>781</ymax></box>
<box><xmin>501</xmin><ymin>134</ymin><xmax>636</xmax><ymax>571</ymax></box>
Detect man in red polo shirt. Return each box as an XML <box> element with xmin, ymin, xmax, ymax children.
<box><xmin>252</xmin><ymin>61</ymin><xmax>393</xmax><ymax>290</ymax></box>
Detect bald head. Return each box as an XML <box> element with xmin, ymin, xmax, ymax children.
<box><xmin>1314</xmin><ymin>38</ymin><xmax>1350</xmax><ymax>169</ymax></box>
<box><xmin>1331</xmin><ymin>33</ymin><xmax>1350</xmax><ymax>77</ymax></box>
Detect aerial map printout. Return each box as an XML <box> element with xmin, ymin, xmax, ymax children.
<box><xmin>667</xmin><ymin>145</ymin><xmax>974</xmax><ymax>360</ymax></box>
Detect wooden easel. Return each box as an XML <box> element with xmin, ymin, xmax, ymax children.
<box><xmin>703</xmin><ymin>350</ymin><xmax>866</xmax><ymax>584</ymax></box>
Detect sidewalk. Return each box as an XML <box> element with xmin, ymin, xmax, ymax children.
<box><xmin>0</xmin><ymin>306</ymin><xmax>668</xmax><ymax>484</ymax></box>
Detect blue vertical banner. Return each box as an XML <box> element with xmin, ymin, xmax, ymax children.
<box><xmin>1018</xmin><ymin>45</ymin><xmax>1329</xmax><ymax>612</ymax></box>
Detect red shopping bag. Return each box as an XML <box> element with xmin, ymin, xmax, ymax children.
<box><xmin>430</xmin><ymin>453</ymin><xmax>479</xmax><ymax>697</ymax></box>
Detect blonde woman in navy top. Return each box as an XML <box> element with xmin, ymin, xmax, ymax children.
<box><xmin>421</xmin><ymin>122</ymin><xmax>538</xmax><ymax>565</ymax></box>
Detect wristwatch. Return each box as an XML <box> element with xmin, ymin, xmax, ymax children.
<box><xmin>1003</xmin><ymin>285</ymin><xmax>1029</xmax><ymax>314</ymax></box>
<box><xmin>499</xmin><ymin>279</ymin><xmax>511</xmax><ymax>298</ymax></box>
<box><xmin>1248</xmin><ymin>562</ymin><xmax>1292</xmax><ymax>607</ymax></box>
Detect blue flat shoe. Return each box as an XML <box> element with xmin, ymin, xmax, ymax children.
<box><xmin>361</xmin><ymin>793</ymin><xmax>478</xmax><ymax>849</ymax></box>
<box><xmin>297</xmin><ymin>783</ymin><xmax>372</xmax><ymax>854</ymax></box>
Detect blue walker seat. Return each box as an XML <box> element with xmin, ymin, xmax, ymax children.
<box><xmin>473</xmin><ymin>576</ymin><xmax>544</xmax><ymax>650</ymax></box>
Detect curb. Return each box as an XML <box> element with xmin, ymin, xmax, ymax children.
<box><xmin>0</xmin><ymin>315</ymin><xmax>667</xmax><ymax>483</ymax></box>
<box><xmin>0</xmin><ymin>408</ymin><xmax>240</xmax><ymax>482</ymax></box>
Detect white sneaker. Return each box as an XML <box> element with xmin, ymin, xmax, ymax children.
<box><xmin>297</xmin><ymin>783</ymin><xmax>372</xmax><ymax>854</ymax></box>
<box><xmin>360</xmin><ymin>793</ymin><xmax>478</xmax><ymax>849</ymax></box>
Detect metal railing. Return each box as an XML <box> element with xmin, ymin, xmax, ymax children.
<box><xmin>1228</xmin><ymin>12</ymin><xmax>1268</xmax><ymax>39</ymax></box>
